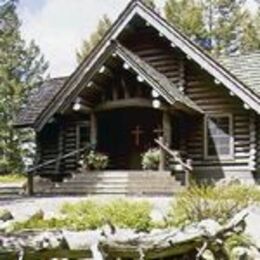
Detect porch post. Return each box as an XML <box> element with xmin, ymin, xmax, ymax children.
<box><xmin>163</xmin><ymin>111</ymin><xmax>172</xmax><ymax>146</ymax></box>
<box><xmin>90</xmin><ymin>112</ymin><xmax>97</xmax><ymax>149</ymax></box>
<box><xmin>159</xmin><ymin>111</ymin><xmax>172</xmax><ymax>171</ymax></box>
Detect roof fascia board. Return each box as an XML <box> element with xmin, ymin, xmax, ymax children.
<box><xmin>35</xmin><ymin>0</ymin><xmax>260</xmax><ymax>130</ymax></box>
<box><xmin>136</xmin><ymin>6</ymin><xmax>260</xmax><ymax>113</ymax></box>
<box><xmin>34</xmin><ymin>6</ymin><xmax>138</xmax><ymax>131</ymax></box>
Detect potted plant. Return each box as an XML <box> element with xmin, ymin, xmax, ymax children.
<box><xmin>83</xmin><ymin>150</ymin><xmax>109</xmax><ymax>170</ymax></box>
<box><xmin>141</xmin><ymin>148</ymin><xmax>160</xmax><ymax>170</ymax></box>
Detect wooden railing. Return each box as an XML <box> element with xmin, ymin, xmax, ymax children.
<box><xmin>155</xmin><ymin>137</ymin><xmax>193</xmax><ymax>186</ymax></box>
<box><xmin>27</xmin><ymin>145</ymin><xmax>90</xmax><ymax>195</ymax></box>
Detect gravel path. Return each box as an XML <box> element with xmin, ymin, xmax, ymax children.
<box><xmin>0</xmin><ymin>196</ymin><xmax>172</xmax><ymax>221</ymax></box>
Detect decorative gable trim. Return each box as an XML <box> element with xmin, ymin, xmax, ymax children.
<box><xmin>34</xmin><ymin>0</ymin><xmax>260</xmax><ymax>131</ymax></box>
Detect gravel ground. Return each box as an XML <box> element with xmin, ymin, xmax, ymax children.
<box><xmin>0</xmin><ymin>196</ymin><xmax>172</xmax><ymax>221</ymax></box>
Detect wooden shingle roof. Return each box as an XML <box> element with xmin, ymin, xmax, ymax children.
<box><xmin>219</xmin><ymin>52</ymin><xmax>260</xmax><ymax>98</ymax></box>
<box><xmin>116</xmin><ymin>43</ymin><xmax>203</xmax><ymax>113</ymax></box>
<box><xmin>14</xmin><ymin>77</ymin><xmax>67</xmax><ymax>127</ymax></box>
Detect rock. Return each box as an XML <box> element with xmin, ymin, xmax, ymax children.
<box><xmin>0</xmin><ymin>209</ymin><xmax>13</xmax><ymax>222</ymax></box>
<box><xmin>215</xmin><ymin>176</ymin><xmax>243</xmax><ymax>187</ymax></box>
<box><xmin>31</xmin><ymin>231</ymin><xmax>67</xmax><ymax>250</ymax></box>
<box><xmin>23</xmin><ymin>176</ymin><xmax>53</xmax><ymax>193</ymax></box>
<box><xmin>201</xmin><ymin>250</ymin><xmax>215</xmax><ymax>260</ymax></box>
<box><xmin>231</xmin><ymin>246</ymin><xmax>256</xmax><ymax>260</ymax></box>
<box><xmin>243</xmin><ymin>206</ymin><xmax>260</xmax><ymax>249</ymax></box>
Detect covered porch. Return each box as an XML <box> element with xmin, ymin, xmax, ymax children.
<box><xmin>67</xmin><ymin>42</ymin><xmax>202</xmax><ymax>172</ymax></box>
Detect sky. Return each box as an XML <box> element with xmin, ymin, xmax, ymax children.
<box><xmin>18</xmin><ymin>0</ymin><xmax>165</xmax><ymax>77</ymax></box>
<box><xmin>18</xmin><ymin>0</ymin><xmax>258</xmax><ymax>78</ymax></box>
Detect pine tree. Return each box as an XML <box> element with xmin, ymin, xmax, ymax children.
<box><xmin>142</xmin><ymin>0</ymin><xmax>156</xmax><ymax>9</ymax></box>
<box><xmin>164</xmin><ymin>0</ymin><xmax>206</xmax><ymax>43</ymax></box>
<box><xmin>164</xmin><ymin>0</ymin><xmax>260</xmax><ymax>55</ymax></box>
<box><xmin>76</xmin><ymin>15</ymin><xmax>112</xmax><ymax>63</ymax></box>
<box><xmin>0</xmin><ymin>0</ymin><xmax>48</xmax><ymax>174</ymax></box>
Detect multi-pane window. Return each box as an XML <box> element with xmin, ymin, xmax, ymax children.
<box><xmin>204</xmin><ymin>115</ymin><xmax>233</xmax><ymax>159</ymax></box>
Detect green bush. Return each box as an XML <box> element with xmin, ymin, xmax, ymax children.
<box><xmin>167</xmin><ymin>184</ymin><xmax>260</xmax><ymax>227</ymax></box>
<box><xmin>13</xmin><ymin>199</ymin><xmax>152</xmax><ymax>232</ymax></box>
<box><xmin>84</xmin><ymin>151</ymin><xmax>109</xmax><ymax>170</ymax></box>
<box><xmin>141</xmin><ymin>148</ymin><xmax>160</xmax><ymax>170</ymax></box>
<box><xmin>103</xmin><ymin>199</ymin><xmax>152</xmax><ymax>231</ymax></box>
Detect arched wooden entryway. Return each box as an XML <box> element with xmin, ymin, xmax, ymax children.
<box><xmin>97</xmin><ymin>107</ymin><xmax>163</xmax><ymax>169</ymax></box>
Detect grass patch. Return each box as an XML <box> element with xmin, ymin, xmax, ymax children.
<box><xmin>168</xmin><ymin>184</ymin><xmax>260</xmax><ymax>227</ymax></box>
<box><xmin>0</xmin><ymin>174</ymin><xmax>26</xmax><ymax>184</ymax></box>
<box><xmin>13</xmin><ymin>199</ymin><xmax>152</xmax><ymax>232</ymax></box>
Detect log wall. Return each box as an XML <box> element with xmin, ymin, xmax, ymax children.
<box><xmin>123</xmin><ymin>30</ymin><xmax>256</xmax><ymax>183</ymax></box>
<box><xmin>36</xmin><ymin>115</ymin><xmax>90</xmax><ymax>178</ymax></box>
<box><xmin>184</xmin><ymin>61</ymin><xmax>255</xmax><ymax>183</ymax></box>
<box><xmin>256</xmin><ymin>115</ymin><xmax>260</xmax><ymax>182</ymax></box>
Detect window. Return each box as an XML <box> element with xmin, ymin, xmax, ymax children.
<box><xmin>204</xmin><ymin>114</ymin><xmax>233</xmax><ymax>159</ymax></box>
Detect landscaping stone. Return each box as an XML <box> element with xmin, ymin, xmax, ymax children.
<box><xmin>0</xmin><ymin>209</ymin><xmax>13</xmax><ymax>222</ymax></box>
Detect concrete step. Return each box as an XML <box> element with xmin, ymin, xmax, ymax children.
<box><xmin>46</xmin><ymin>170</ymin><xmax>184</xmax><ymax>195</ymax></box>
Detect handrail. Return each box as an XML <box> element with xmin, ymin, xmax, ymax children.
<box><xmin>155</xmin><ymin>138</ymin><xmax>193</xmax><ymax>172</ymax></box>
<box><xmin>27</xmin><ymin>145</ymin><xmax>90</xmax><ymax>174</ymax></box>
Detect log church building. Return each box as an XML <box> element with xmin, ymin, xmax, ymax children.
<box><xmin>15</xmin><ymin>0</ymin><xmax>260</xmax><ymax>194</ymax></box>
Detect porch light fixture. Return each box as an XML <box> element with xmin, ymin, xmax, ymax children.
<box><xmin>87</xmin><ymin>82</ymin><xmax>93</xmax><ymax>88</ymax></box>
<box><xmin>152</xmin><ymin>99</ymin><xmax>161</xmax><ymax>109</ymax></box>
<box><xmin>99</xmin><ymin>66</ymin><xmax>106</xmax><ymax>74</ymax></box>
<box><xmin>73</xmin><ymin>103</ymin><xmax>81</xmax><ymax>111</ymax></box>
<box><xmin>112</xmin><ymin>53</ymin><xmax>117</xmax><ymax>57</ymax></box>
<box><xmin>171</xmin><ymin>42</ymin><xmax>176</xmax><ymax>48</ymax></box>
<box><xmin>151</xmin><ymin>89</ymin><xmax>160</xmax><ymax>98</ymax></box>
<box><xmin>229</xmin><ymin>91</ymin><xmax>234</xmax><ymax>96</ymax></box>
<box><xmin>159</xmin><ymin>32</ymin><xmax>164</xmax><ymax>37</ymax></box>
<box><xmin>244</xmin><ymin>103</ymin><xmax>250</xmax><ymax>110</ymax></box>
<box><xmin>137</xmin><ymin>75</ymin><xmax>144</xmax><ymax>82</ymax></box>
<box><xmin>123</xmin><ymin>63</ymin><xmax>130</xmax><ymax>70</ymax></box>
<box><xmin>214</xmin><ymin>79</ymin><xmax>221</xmax><ymax>85</ymax></box>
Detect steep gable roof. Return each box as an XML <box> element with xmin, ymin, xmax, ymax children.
<box><xmin>17</xmin><ymin>0</ymin><xmax>260</xmax><ymax>130</ymax></box>
<box><xmin>15</xmin><ymin>77</ymin><xmax>67</xmax><ymax>127</ymax></box>
<box><xmin>219</xmin><ymin>52</ymin><xmax>260</xmax><ymax>98</ymax></box>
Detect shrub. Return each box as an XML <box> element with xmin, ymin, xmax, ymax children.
<box><xmin>141</xmin><ymin>148</ymin><xmax>160</xmax><ymax>170</ymax></box>
<box><xmin>13</xmin><ymin>199</ymin><xmax>152</xmax><ymax>232</ymax></box>
<box><xmin>167</xmin><ymin>184</ymin><xmax>260</xmax><ymax>227</ymax></box>
<box><xmin>103</xmin><ymin>199</ymin><xmax>152</xmax><ymax>231</ymax></box>
<box><xmin>84</xmin><ymin>151</ymin><xmax>109</xmax><ymax>170</ymax></box>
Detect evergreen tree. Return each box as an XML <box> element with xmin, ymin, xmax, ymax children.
<box><xmin>164</xmin><ymin>0</ymin><xmax>206</xmax><ymax>43</ymax></box>
<box><xmin>164</xmin><ymin>0</ymin><xmax>260</xmax><ymax>55</ymax></box>
<box><xmin>142</xmin><ymin>0</ymin><xmax>156</xmax><ymax>9</ymax></box>
<box><xmin>0</xmin><ymin>0</ymin><xmax>48</xmax><ymax>173</ymax></box>
<box><xmin>76</xmin><ymin>15</ymin><xmax>112</xmax><ymax>63</ymax></box>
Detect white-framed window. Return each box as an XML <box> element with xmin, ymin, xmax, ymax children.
<box><xmin>204</xmin><ymin>114</ymin><xmax>234</xmax><ymax>159</ymax></box>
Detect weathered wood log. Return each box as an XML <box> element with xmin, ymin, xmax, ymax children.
<box><xmin>0</xmin><ymin>211</ymin><xmax>247</xmax><ymax>259</ymax></box>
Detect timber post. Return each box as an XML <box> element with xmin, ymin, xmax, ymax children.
<box><xmin>90</xmin><ymin>112</ymin><xmax>97</xmax><ymax>149</ymax></box>
<box><xmin>185</xmin><ymin>159</ymin><xmax>193</xmax><ymax>187</ymax></box>
<box><xmin>28</xmin><ymin>171</ymin><xmax>34</xmax><ymax>196</ymax></box>
<box><xmin>158</xmin><ymin>136</ymin><xmax>165</xmax><ymax>171</ymax></box>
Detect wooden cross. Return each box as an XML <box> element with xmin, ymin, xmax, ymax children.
<box><xmin>131</xmin><ymin>125</ymin><xmax>144</xmax><ymax>146</ymax></box>
<box><xmin>153</xmin><ymin>126</ymin><xmax>164</xmax><ymax>138</ymax></box>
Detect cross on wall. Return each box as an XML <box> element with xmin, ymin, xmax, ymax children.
<box><xmin>131</xmin><ymin>125</ymin><xmax>144</xmax><ymax>146</ymax></box>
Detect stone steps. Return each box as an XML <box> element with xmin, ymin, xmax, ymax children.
<box><xmin>0</xmin><ymin>184</ymin><xmax>24</xmax><ymax>198</ymax></box>
<box><xmin>47</xmin><ymin>170</ymin><xmax>184</xmax><ymax>195</ymax></box>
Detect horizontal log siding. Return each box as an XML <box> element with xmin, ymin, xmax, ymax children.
<box><xmin>36</xmin><ymin>115</ymin><xmax>90</xmax><ymax>177</ymax></box>
<box><xmin>124</xmin><ymin>31</ymin><xmax>184</xmax><ymax>87</ymax></box>
<box><xmin>256</xmin><ymin>115</ymin><xmax>260</xmax><ymax>180</ymax></box>
<box><xmin>124</xmin><ymin>31</ymin><xmax>254</xmax><ymax>182</ymax></box>
<box><xmin>185</xmin><ymin>61</ymin><xmax>254</xmax><ymax>182</ymax></box>
<box><xmin>36</xmin><ymin>123</ymin><xmax>60</xmax><ymax>177</ymax></box>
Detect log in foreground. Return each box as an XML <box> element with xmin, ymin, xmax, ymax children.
<box><xmin>0</xmin><ymin>211</ymin><xmax>247</xmax><ymax>259</ymax></box>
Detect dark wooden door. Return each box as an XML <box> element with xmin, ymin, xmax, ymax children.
<box><xmin>98</xmin><ymin>108</ymin><xmax>161</xmax><ymax>169</ymax></box>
